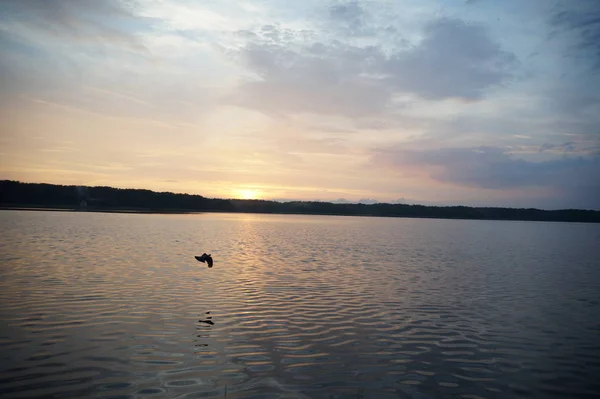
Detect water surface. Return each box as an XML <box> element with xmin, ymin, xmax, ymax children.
<box><xmin>1</xmin><ymin>210</ymin><xmax>599</xmax><ymax>398</ymax></box>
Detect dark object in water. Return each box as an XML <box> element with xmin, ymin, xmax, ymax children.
<box><xmin>199</xmin><ymin>311</ymin><xmax>213</xmax><ymax>325</ymax></box>
<box><xmin>195</xmin><ymin>253</ymin><xmax>213</xmax><ymax>268</ymax></box>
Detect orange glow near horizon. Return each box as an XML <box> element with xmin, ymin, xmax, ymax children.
<box><xmin>233</xmin><ymin>188</ymin><xmax>261</xmax><ymax>200</ymax></box>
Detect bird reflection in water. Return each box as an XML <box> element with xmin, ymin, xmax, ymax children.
<box><xmin>194</xmin><ymin>311</ymin><xmax>214</xmax><ymax>353</ymax></box>
<box><xmin>199</xmin><ymin>311</ymin><xmax>214</xmax><ymax>325</ymax></box>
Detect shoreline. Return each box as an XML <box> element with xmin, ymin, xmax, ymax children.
<box><xmin>2</xmin><ymin>205</ymin><xmax>598</xmax><ymax>224</ymax></box>
<box><xmin>2</xmin><ymin>180</ymin><xmax>598</xmax><ymax>223</ymax></box>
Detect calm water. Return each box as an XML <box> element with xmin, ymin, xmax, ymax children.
<box><xmin>1</xmin><ymin>210</ymin><xmax>599</xmax><ymax>399</ymax></box>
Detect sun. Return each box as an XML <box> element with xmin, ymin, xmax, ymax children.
<box><xmin>236</xmin><ymin>189</ymin><xmax>260</xmax><ymax>200</ymax></box>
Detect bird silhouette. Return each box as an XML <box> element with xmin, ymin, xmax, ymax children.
<box><xmin>195</xmin><ymin>253</ymin><xmax>213</xmax><ymax>267</ymax></box>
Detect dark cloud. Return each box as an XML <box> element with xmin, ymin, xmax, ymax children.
<box><xmin>232</xmin><ymin>17</ymin><xmax>516</xmax><ymax>117</ymax></box>
<box><xmin>373</xmin><ymin>145</ymin><xmax>600</xmax><ymax>209</ymax></box>
<box><xmin>376</xmin><ymin>146</ymin><xmax>543</xmax><ymax>189</ymax></box>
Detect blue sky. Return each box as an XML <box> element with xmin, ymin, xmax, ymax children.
<box><xmin>1</xmin><ymin>0</ymin><xmax>599</xmax><ymax>209</ymax></box>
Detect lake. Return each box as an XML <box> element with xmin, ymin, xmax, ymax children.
<box><xmin>0</xmin><ymin>210</ymin><xmax>599</xmax><ymax>398</ymax></box>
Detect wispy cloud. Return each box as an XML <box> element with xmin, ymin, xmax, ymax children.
<box><xmin>0</xmin><ymin>0</ymin><xmax>151</xmax><ymax>50</ymax></box>
<box><xmin>549</xmin><ymin>0</ymin><xmax>600</xmax><ymax>71</ymax></box>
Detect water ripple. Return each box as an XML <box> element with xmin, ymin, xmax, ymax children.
<box><xmin>1</xmin><ymin>211</ymin><xmax>599</xmax><ymax>398</ymax></box>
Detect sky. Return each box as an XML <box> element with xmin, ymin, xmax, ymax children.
<box><xmin>0</xmin><ymin>0</ymin><xmax>599</xmax><ymax>210</ymax></box>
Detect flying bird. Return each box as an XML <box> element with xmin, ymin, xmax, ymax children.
<box><xmin>195</xmin><ymin>253</ymin><xmax>213</xmax><ymax>268</ymax></box>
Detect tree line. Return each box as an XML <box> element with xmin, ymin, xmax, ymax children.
<box><xmin>1</xmin><ymin>180</ymin><xmax>598</xmax><ymax>223</ymax></box>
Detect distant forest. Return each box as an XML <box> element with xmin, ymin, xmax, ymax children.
<box><xmin>1</xmin><ymin>180</ymin><xmax>599</xmax><ymax>223</ymax></box>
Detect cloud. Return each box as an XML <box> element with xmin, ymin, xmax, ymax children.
<box><xmin>231</xmin><ymin>16</ymin><xmax>516</xmax><ymax>117</ymax></box>
<box><xmin>383</xmin><ymin>18</ymin><xmax>516</xmax><ymax>100</ymax></box>
<box><xmin>549</xmin><ymin>0</ymin><xmax>600</xmax><ymax>71</ymax></box>
<box><xmin>0</xmin><ymin>1</ymin><xmax>153</xmax><ymax>94</ymax></box>
<box><xmin>373</xmin><ymin>145</ymin><xmax>600</xmax><ymax>208</ymax></box>
<box><xmin>0</xmin><ymin>0</ymin><xmax>150</xmax><ymax>50</ymax></box>
<box><xmin>329</xmin><ymin>1</ymin><xmax>365</xmax><ymax>25</ymax></box>
<box><xmin>538</xmin><ymin>142</ymin><xmax>579</xmax><ymax>153</ymax></box>
<box><xmin>2</xmin><ymin>0</ymin><xmax>595</xmax><ymax>209</ymax></box>
<box><xmin>233</xmin><ymin>38</ymin><xmax>391</xmax><ymax>117</ymax></box>
<box><xmin>328</xmin><ymin>1</ymin><xmax>378</xmax><ymax>37</ymax></box>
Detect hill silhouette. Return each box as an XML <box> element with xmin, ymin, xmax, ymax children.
<box><xmin>1</xmin><ymin>180</ymin><xmax>598</xmax><ymax>223</ymax></box>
